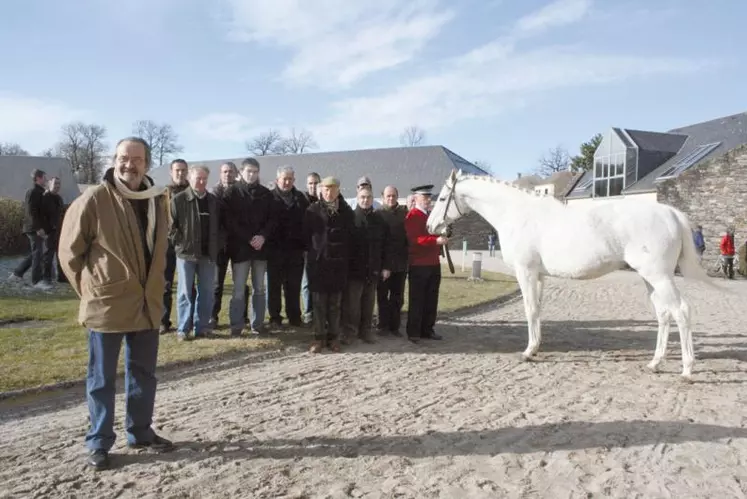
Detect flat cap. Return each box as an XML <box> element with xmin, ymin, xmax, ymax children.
<box><xmin>410</xmin><ymin>184</ymin><xmax>434</xmax><ymax>195</ymax></box>
<box><xmin>321</xmin><ymin>176</ymin><xmax>340</xmax><ymax>187</ymax></box>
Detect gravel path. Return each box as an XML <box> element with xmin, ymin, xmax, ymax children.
<box><xmin>1</xmin><ymin>270</ymin><xmax>747</xmax><ymax>498</ymax></box>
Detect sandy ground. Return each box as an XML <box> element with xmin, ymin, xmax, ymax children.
<box><xmin>2</xmin><ymin>267</ymin><xmax>747</xmax><ymax>499</ymax></box>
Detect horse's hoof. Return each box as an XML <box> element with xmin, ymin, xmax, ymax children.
<box><xmin>680</xmin><ymin>373</ymin><xmax>694</xmax><ymax>383</ymax></box>
<box><xmin>520</xmin><ymin>352</ymin><xmax>535</xmax><ymax>362</ymax></box>
<box><xmin>647</xmin><ymin>361</ymin><xmax>661</xmax><ymax>372</ymax></box>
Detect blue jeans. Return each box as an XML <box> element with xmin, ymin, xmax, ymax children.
<box><xmin>85</xmin><ymin>330</ymin><xmax>159</xmax><ymax>451</ymax></box>
<box><xmin>301</xmin><ymin>252</ymin><xmax>313</xmax><ymax>321</ymax></box>
<box><xmin>176</xmin><ymin>257</ymin><xmax>216</xmax><ymax>335</ymax></box>
<box><xmin>230</xmin><ymin>259</ymin><xmax>267</xmax><ymax>331</ymax></box>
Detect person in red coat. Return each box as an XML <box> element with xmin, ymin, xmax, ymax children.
<box><xmin>720</xmin><ymin>227</ymin><xmax>736</xmax><ymax>279</ymax></box>
<box><xmin>404</xmin><ymin>184</ymin><xmax>449</xmax><ymax>342</ymax></box>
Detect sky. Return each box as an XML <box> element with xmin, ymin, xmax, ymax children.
<box><xmin>0</xmin><ymin>0</ymin><xmax>744</xmax><ymax>180</ymax></box>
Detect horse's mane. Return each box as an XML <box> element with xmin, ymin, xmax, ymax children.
<box><xmin>456</xmin><ymin>173</ymin><xmax>566</xmax><ymax>205</ymax></box>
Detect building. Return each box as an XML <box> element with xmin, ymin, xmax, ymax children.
<box><xmin>0</xmin><ymin>156</ymin><xmax>80</xmax><ymax>205</ymax></box>
<box><xmin>513</xmin><ymin>171</ymin><xmax>574</xmax><ymax>198</ymax></box>
<box><xmin>563</xmin><ymin>111</ymin><xmax>747</xmax><ymax>268</ymax></box>
<box><xmin>147</xmin><ymin>145</ymin><xmax>495</xmax><ymax>250</ymax></box>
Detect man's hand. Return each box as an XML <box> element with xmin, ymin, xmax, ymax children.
<box><xmin>436</xmin><ymin>236</ymin><xmax>449</xmax><ymax>245</ymax></box>
<box><xmin>250</xmin><ymin>235</ymin><xmax>265</xmax><ymax>250</ymax></box>
<box><xmin>36</xmin><ymin>229</ymin><xmax>46</xmax><ymax>238</ymax></box>
<box><xmin>382</xmin><ymin>269</ymin><xmax>391</xmax><ymax>281</ymax></box>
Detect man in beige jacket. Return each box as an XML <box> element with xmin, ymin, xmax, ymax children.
<box><xmin>59</xmin><ymin>136</ymin><xmax>174</xmax><ymax>471</ymax></box>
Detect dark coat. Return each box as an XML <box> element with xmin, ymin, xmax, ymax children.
<box><xmin>349</xmin><ymin>206</ymin><xmax>390</xmax><ymax>282</ymax></box>
<box><xmin>223</xmin><ymin>181</ymin><xmax>276</xmax><ymax>262</ymax></box>
<box><xmin>376</xmin><ymin>204</ymin><xmax>409</xmax><ymax>273</ymax></box>
<box><xmin>42</xmin><ymin>191</ymin><xmax>64</xmax><ymax>233</ymax></box>
<box><xmin>304</xmin><ymin>199</ymin><xmax>355</xmax><ymax>293</ymax></box>
<box><xmin>169</xmin><ymin>188</ymin><xmax>222</xmax><ymax>262</ymax></box>
<box><xmin>22</xmin><ymin>184</ymin><xmax>46</xmax><ymax>234</ymax></box>
<box><xmin>269</xmin><ymin>186</ymin><xmax>311</xmax><ymax>253</ymax></box>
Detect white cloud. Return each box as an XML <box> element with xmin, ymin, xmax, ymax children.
<box><xmin>223</xmin><ymin>0</ymin><xmax>454</xmax><ymax>89</ymax></box>
<box><xmin>184</xmin><ymin>112</ymin><xmax>261</xmax><ymax>142</ymax></box>
<box><xmin>311</xmin><ymin>0</ymin><xmax>711</xmax><ymax>143</ymax></box>
<box><xmin>0</xmin><ymin>94</ymin><xmax>89</xmax><ymax>152</ymax></box>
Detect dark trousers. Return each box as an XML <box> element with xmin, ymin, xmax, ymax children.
<box><xmin>212</xmin><ymin>248</ymin><xmax>249</xmax><ymax>322</ymax></box>
<box><xmin>163</xmin><ymin>244</ymin><xmax>195</xmax><ymax>329</ymax></box>
<box><xmin>406</xmin><ymin>265</ymin><xmax>441</xmax><ymax>339</ymax></box>
<box><xmin>13</xmin><ymin>233</ymin><xmax>44</xmax><ymax>284</ymax></box>
<box><xmin>267</xmin><ymin>250</ymin><xmax>305</xmax><ymax>324</ymax></box>
<box><xmin>343</xmin><ymin>278</ymin><xmax>377</xmax><ymax>340</ymax></box>
<box><xmin>376</xmin><ymin>270</ymin><xmax>406</xmax><ymax>332</ymax></box>
<box><xmin>312</xmin><ymin>291</ymin><xmax>343</xmax><ymax>343</ymax></box>
<box><xmin>42</xmin><ymin>230</ymin><xmax>66</xmax><ymax>282</ymax></box>
<box><xmin>85</xmin><ymin>330</ymin><xmax>159</xmax><ymax>451</ymax></box>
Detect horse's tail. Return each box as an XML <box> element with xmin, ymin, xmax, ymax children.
<box><xmin>672</xmin><ymin>207</ymin><xmax>730</xmax><ymax>292</ymax></box>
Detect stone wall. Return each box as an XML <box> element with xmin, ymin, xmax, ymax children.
<box><xmin>446</xmin><ymin>211</ymin><xmax>496</xmax><ymax>252</ymax></box>
<box><xmin>656</xmin><ymin>144</ymin><xmax>747</xmax><ymax>271</ymax></box>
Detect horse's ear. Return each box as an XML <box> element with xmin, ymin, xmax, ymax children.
<box><xmin>449</xmin><ymin>169</ymin><xmax>457</xmax><ymax>182</ymax></box>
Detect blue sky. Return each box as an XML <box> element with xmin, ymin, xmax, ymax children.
<box><xmin>1</xmin><ymin>0</ymin><xmax>744</xmax><ymax>179</ymax></box>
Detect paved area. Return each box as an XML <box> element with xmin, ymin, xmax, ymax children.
<box><xmin>1</xmin><ymin>269</ymin><xmax>747</xmax><ymax>498</ymax></box>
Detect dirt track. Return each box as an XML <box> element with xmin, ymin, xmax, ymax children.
<box><xmin>2</xmin><ymin>270</ymin><xmax>747</xmax><ymax>498</ymax></box>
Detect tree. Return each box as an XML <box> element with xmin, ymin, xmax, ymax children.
<box><xmin>0</xmin><ymin>142</ymin><xmax>29</xmax><ymax>155</ymax></box>
<box><xmin>132</xmin><ymin>120</ymin><xmax>183</xmax><ymax>167</ymax></box>
<box><xmin>474</xmin><ymin>160</ymin><xmax>494</xmax><ymax>175</ymax></box>
<box><xmin>39</xmin><ymin>148</ymin><xmax>54</xmax><ymax>157</ymax></box>
<box><xmin>536</xmin><ymin>145</ymin><xmax>571</xmax><ymax>176</ymax></box>
<box><xmin>56</xmin><ymin>122</ymin><xmax>108</xmax><ymax>184</ymax></box>
<box><xmin>246</xmin><ymin>129</ymin><xmax>284</xmax><ymax>156</ymax></box>
<box><xmin>570</xmin><ymin>133</ymin><xmax>603</xmax><ymax>172</ymax></box>
<box><xmin>279</xmin><ymin>127</ymin><xmax>318</xmax><ymax>154</ymax></box>
<box><xmin>400</xmin><ymin>125</ymin><xmax>426</xmax><ymax>147</ymax></box>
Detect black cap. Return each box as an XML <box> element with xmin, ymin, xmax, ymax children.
<box><xmin>410</xmin><ymin>184</ymin><xmax>434</xmax><ymax>195</ymax></box>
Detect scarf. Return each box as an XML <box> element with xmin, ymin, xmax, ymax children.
<box><xmin>113</xmin><ymin>173</ymin><xmax>167</xmax><ymax>255</ymax></box>
<box><xmin>320</xmin><ymin>197</ymin><xmax>339</xmax><ymax>216</ymax></box>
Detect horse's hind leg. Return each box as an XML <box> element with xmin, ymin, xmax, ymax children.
<box><xmin>642</xmin><ymin>278</ymin><xmax>671</xmax><ymax>372</ymax></box>
<box><xmin>515</xmin><ymin>267</ymin><xmax>542</xmax><ymax>360</ymax></box>
<box><xmin>646</xmin><ymin>275</ymin><xmax>694</xmax><ymax>380</ymax></box>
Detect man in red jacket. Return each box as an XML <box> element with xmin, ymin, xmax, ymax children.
<box><xmin>404</xmin><ymin>184</ymin><xmax>449</xmax><ymax>343</ymax></box>
<box><xmin>720</xmin><ymin>227</ymin><xmax>736</xmax><ymax>279</ymax></box>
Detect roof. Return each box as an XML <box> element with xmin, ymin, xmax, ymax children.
<box><xmin>0</xmin><ymin>156</ymin><xmax>80</xmax><ymax>205</ymax></box>
<box><xmin>626</xmin><ymin>111</ymin><xmax>747</xmax><ymax>193</ymax></box>
<box><xmin>623</xmin><ymin>129</ymin><xmax>687</xmax><ymax>152</ymax></box>
<box><xmin>147</xmin><ymin>145</ymin><xmax>490</xmax><ymax>198</ymax></box>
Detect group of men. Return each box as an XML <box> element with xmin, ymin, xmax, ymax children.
<box><xmin>9</xmin><ymin>169</ymin><xmax>67</xmax><ymax>289</ymax></box>
<box><xmin>160</xmin><ymin>153</ymin><xmax>450</xmax><ymax>350</ymax></box>
<box><xmin>50</xmin><ymin>136</ymin><xmax>450</xmax><ymax>470</ymax></box>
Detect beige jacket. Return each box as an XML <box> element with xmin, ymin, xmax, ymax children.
<box><xmin>58</xmin><ymin>173</ymin><xmax>169</xmax><ymax>333</ymax></box>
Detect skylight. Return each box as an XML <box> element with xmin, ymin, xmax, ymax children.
<box><xmin>656</xmin><ymin>142</ymin><xmax>721</xmax><ymax>180</ymax></box>
<box><xmin>571</xmin><ymin>177</ymin><xmax>593</xmax><ymax>193</ymax></box>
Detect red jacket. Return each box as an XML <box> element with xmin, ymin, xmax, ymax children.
<box><xmin>404</xmin><ymin>208</ymin><xmax>441</xmax><ymax>266</ymax></box>
<box><xmin>720</xmin><ymin>235</ymin><xmax>735</xmax><ymax>256</ymax></box>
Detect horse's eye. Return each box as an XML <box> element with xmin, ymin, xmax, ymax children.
<box><xmin>439</xmin><ymin>197</ymin><xmax>445</xmax><ymax>202</ymax></box>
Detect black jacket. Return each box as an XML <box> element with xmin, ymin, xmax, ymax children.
<box><xmin>376</xmin><ymin>204</ymin><xmax>409</xmax><ymax>273</ymax></box>
<box><xmin>223</xmin><ymin>181</ymin><xmax>276</xmax><ymax>262</ymax></box>
<box><xmin>304</xmin><ymin>198</ymin><xmax>355</xmax><ymax>293</ymax></box>
<box><xmin>269</xmin><ymin>186</ymin><xmax>311</xmax><ymax>253</ymax></box>
<box><xmin>169</xmin><ymin>188</ymin><xmax>222</xmax><ymax>262</ymax></box>
<box><xmin>349</xmin><ymin>206</ymin><xmax>391</xmax><ymax>282</ymax></box>
<box><xmin>42</xmin><ymin>191</ymin><xmax>64</xmax><ymax>233</ymax></box>
<box><xmin>22</xmin><ymin>184</ymin><xmax>46</xmax><ymax>234</ymax></box>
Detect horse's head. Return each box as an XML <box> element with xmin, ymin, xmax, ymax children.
<box><xmin>426</xmin><ymin>169</ymin><xmax>470</xmax><ymax>235</ymax></box>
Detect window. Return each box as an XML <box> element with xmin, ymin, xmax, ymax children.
<box><xmin>656</xmin><ymin>142</ymin><xmax>721</xmax><ymax>180</ymax></box>
<box><xmin>571</xmin><ymin>176</ymin><xmax>593</xmax><ymax>194</ymax></box>
<box><xmin>593</xmin><ymin>151</ymin><xmax>626</xmax><ymax>197</ymax></box>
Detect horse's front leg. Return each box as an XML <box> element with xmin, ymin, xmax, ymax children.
<box><xmin>515</xmin><ymin>267</ymin><xmax>542</xmax><ymax>360</ymax></box>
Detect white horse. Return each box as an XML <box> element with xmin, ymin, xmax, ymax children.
<box><xmin>427</xmin><ymin>169</ymin><xmax>722</xmax><ymax>381</ymax></box>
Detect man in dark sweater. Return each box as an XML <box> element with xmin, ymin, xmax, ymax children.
<box><xmin>42</xmin><ymin>177</ymin><xmax>65</xmax><ymax>284</ymax></box>
<box><xmin>10</xmin><ymin>168</ymin><xmax>50</xmax><ymax>289</ymax></box>
<box><xmin>210</xmin><ymin>162</ymin><xmax>241</xmax><ymax>327</ymax></box>
<box><xmin>376</xmin><ymin>185</ymin><xmax>409</xmax><ymax>336</ymax></box>
<box><xmin>300</xmin><ymin>172</ymin><xmax>320</xmax><ymax>324</ymax></box>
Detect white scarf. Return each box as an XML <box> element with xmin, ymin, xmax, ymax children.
<box><xmin>112</xmin><ymin>174</ymin><xmax>167</xmax><ymax>254</ymax></box>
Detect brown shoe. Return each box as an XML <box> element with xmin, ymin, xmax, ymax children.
<box><xmin>328</xmin><ymin>341</ymin><xmax>341</xmax><ymax>353</ymax></box>
<box><xmin>309</xmin><ymin>341</ymin><xmax>323</xmax><ymax>353</ymax></box>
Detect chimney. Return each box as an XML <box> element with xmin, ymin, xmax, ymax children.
<box><xmin>517</xmin><ymin>172</ymin><xmax>522</xmax><ymax>179</ymax></box>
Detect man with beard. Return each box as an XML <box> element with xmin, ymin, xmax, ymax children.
<box><xmin>42</xmin><ymin>176</ymin><xmax>65</xmax><ymax>285</ymax></box>
<box><xmin>210</xmin><ymin>162</ymin><xmax>240</xmax><ymax>328</ymax></box>
<box><xmin>304</xmin><ymin>176</ymin><xmax>355</xmax><ymax>353</ymax></box>
<box><xmin>223</xmin><ymin>158</ymin><xmax>275</xmax><ymax>335</ymax></box>
<box><xmin>267</xmin><ymin>166</ymin><xmax>310</xmax><ymax>327</ymax></box>
<box><xmin>376</xmin><ymin>185</ymin><xmax>409</xmax><ymax>336</ymax></box>
<box><xmin>59</xmin><ymin>137</ymin><xmax>174</xmax><ymax>470</ymax></box>
<box><xmin>300</xmin><ymin>172</ymin><xmax>320</xmax><ymax>324</ymax></box>
<box><xmin>161</xmin><ymin>159</ymin><xmax>194</xmax><ymax>334</ymax></box>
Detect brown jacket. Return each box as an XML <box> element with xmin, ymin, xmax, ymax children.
<box><xmin>58</xmin><ymin>171</ymin><xmax>169</xmax><ymax>333</ymax></box>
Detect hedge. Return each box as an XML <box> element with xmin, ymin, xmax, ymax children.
<box><xmin>0</xmin><ymin>198</ymin><xmax>27</xmax><ymax>256</ymax></box>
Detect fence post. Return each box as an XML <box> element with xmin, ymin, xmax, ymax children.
<box><xmin>469</xmin><ymin>251</ymin><xmax>483</xmax><ymax>281</ymax></box>
<box><xmin>461</xmin><ymin>240</ymin><xmax>467</xmax><ymax>271</ymax></box>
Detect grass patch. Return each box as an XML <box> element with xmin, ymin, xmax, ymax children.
<box><xmin>0</xmin><ymin>266</ymin><xmax>517</xmax><ymax>393</ymax></box>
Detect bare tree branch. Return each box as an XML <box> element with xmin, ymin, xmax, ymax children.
<box><xmin>0</xmin><ymin>142</ymin><xmax>30</xmax><ymax>156</ymax></box>
<box><xmin>246</xmin><ymin>129</ymin><xmax>284</xmax><ymax>156</ymax></box>
<box><xmin>473</xmin><ymin>160</ymin><xmax>493</xmax><ymax>175</ymax></box>
<box><xmin>56</xmin><ymin>122</ymin><xmax>108</xmax><ymax>184</ymax></box>
<box><xmin>280</xmin><ymin>127</ymin><xmax>319</xmax><ymax>154</ymax></box>
<box><xmin>536</xmin><ymin>145</ymin><xmax>571</xmax><ymax>177</ymax></box>
<box><xmin>132</xmin><ymin>120</ymin><xmax>183</xmax><ymax>167</ymax></box>
<box><xmin>400</xmin><ymin>125</ymin><xmax>426</xmax><ymax>147</ymax></box>
<box><xmin>39</xmin><ymin>148</ymin><xmax>54</xmax><ymax>157</ymax></box>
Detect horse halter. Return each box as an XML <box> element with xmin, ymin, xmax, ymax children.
<box><xmin>439</xmin><ymin>178</ymin><xmax>463</xmax><ymax>229</ymax></box>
